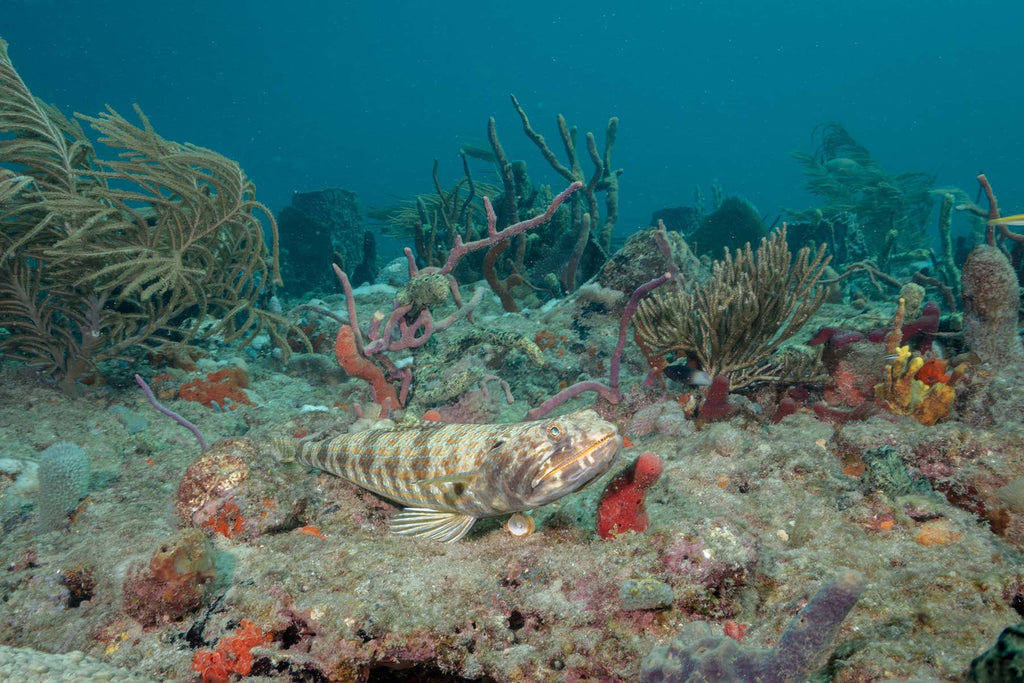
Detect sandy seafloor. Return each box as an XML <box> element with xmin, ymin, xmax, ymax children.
<box><xmin>1</xmin><ymin>268</ymin><xmax>1023</xmax><ymax>683</ymax></box>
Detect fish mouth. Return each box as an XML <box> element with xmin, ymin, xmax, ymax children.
<box><xmin>531</xmin><ymin>432</ymin><xmax>619</xmax><ymax>489</ymax></box>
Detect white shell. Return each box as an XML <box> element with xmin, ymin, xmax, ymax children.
<box><xmin>506</xmin><ymin>512</ymin><xmax>535</xmax><ymax>537</ymax></box>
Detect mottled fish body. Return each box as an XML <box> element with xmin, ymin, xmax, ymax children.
<box><xmin>286</xmin><ymin>409</ymin><xmax>621</xmax><ymax>542</ymax></box>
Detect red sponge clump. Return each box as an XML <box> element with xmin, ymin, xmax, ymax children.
<box><xmin>698</xmin><ymin>375</ymin><xmax>736</xmax><ymax>421</ymax></box>
<box><xmin>178</xmin><ymin>368</ymin><xmax>253</xmax><ymax>411</ymax></box>
<box><xmin>193</xmin><ymin>619</ymin><xmax>272</xmax><ymax>683</ymax></box>
<box><xmin>122</xmin><ymin>529</ymin><xmax>216</xmax><ymax>626</ymax></box>
<box><xmin>596</xmin><ymin>451</ymin><xmax>664</xmax><ymax>539</ymax></box>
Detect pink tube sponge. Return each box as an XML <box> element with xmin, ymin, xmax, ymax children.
<box><xmin>596</xmin><ymin>451</ymin><xmax>664</xmax><ymax>539</ymax></box>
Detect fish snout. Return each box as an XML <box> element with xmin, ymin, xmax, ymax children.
<box><xmin>529</xmin><ymin>429</ymin><xmax>622</xmax><ymax>493</ymax></box>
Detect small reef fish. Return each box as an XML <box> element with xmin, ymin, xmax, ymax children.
<box><xmin>988</xmin><ymin>213</ymin><xmax>1024</xmax><ymax>226</ymax></box>
<box><xmin>276</xmin><ymin>410</ymin><xmax>621</xmax><ymax>542</ymax></box>
<box><xmin>663</xmin><ymin>361</ymin><xmax>712</xmax><ymax>386</ymax></box>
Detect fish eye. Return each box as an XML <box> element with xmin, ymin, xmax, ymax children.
<box><xmin>547</xmin><ymin>424</ymin><xmax>562</xmax><ymax>439</ymax></box>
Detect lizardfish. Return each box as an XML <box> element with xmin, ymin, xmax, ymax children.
<box><xmin>275</xmin><ymin>409</ymin><xmax>621</xmax><ymax>542</ymax></box>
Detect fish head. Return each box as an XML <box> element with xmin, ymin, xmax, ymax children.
<box><xmin>510</xmin><ymin>409</ymin><xmax>621</xmax><ymax>508</ymax></box>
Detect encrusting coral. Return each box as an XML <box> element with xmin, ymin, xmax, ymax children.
<box><xmin>177</xmin><ymin>368</ymin><xmax>254</xmax><ymax>411</ymax></box>
<box><xmin>122</xmin><ymin>529</ymin><xmax>217</xmax><ymax>627</ymax></box>
<box><xmin>192</xmin><ymin>619</ymin><xmax>272</xmax><ymax>683</ymax></box>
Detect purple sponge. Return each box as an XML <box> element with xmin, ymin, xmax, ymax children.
<box><xmin>641</xmin><ymin>571</ymin><xmax>865</xmax><ymax>683</ymax></box>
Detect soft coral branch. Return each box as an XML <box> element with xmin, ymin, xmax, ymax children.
<box><xmin>439</xmin><ymin>180</ymin><xmax>582</xmax><ymax>276</ymax></box>
<box><xmin>527</xmin><ymin>272</ymin><xmax>673</xmax><ymax>419</ymax></box>
<box><xmin>979</xmin><ymin>173</ymin><xmax>1024</xmax><ymax>245</ymax></box>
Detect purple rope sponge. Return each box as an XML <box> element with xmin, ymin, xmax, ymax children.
<box><xmin>134</xmin><ymin>374</ymin><xmax>209</xmax><ymax>452</ymax></box>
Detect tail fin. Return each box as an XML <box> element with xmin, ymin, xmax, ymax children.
<box><xmin>269</xmin><ymin>437</ymin><xmax>301</xmax><ymax>464</ymax></box>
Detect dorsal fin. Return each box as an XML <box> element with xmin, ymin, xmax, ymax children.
<box><xmin>361</xmin><ymin>420</ymin><xmax>447</xmax><ymax>437</ymax></box>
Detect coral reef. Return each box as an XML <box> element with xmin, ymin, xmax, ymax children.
<box><xmin>3</xmin><ymin>33</ymin><xmax>1024</xmax><ymax>683</ymax></box>
<box><xmin>331</xmin><ymin>181</ymin><xmax>581</xmax><ymax>411</ymax></box>
<box><xmin>1</xmin><ymin>319</ymin><xmax>1023</xmax><ymax>680</ymax></box>
<box><xmin>380</xmin><ymin>95</ymin><xmax>618</xmax><ymax>309</ymax></box>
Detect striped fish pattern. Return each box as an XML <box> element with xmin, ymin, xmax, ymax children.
<box><xmin>283</xmin><ymin>409</ymin><xmax>621</xmax><ymax>542</ymax></box>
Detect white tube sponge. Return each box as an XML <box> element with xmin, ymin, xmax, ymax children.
<box><xmin>36</xmin><ymin>441</ymin><xmax>90</xmax><ymax>532</ymax></box>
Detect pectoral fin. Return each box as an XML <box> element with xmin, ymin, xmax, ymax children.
<box><xmin>415</xmin><ymin>472</ymin><xmax>477</xmax><ymax>488</ymax></box>
<box><xmin>390</xmin><ymin>508</ymin><xmax>477</xmax><ymax>542</ymax></box>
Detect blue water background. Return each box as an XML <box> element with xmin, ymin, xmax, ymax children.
<box><xmin>5</xmin><ymin>0</ymin><xmax>1021</xmax><ymax>252</ymax></box>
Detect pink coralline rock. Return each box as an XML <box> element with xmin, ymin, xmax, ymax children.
<box><xmin>658</xmin><ymin>520</ymin><xmax>759</xmax><ymax>618</ymax></box>
<box><xmin>175</xmin><ymin>437</ymin><xmax>306</xmax><ymax>541</ymax></box>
